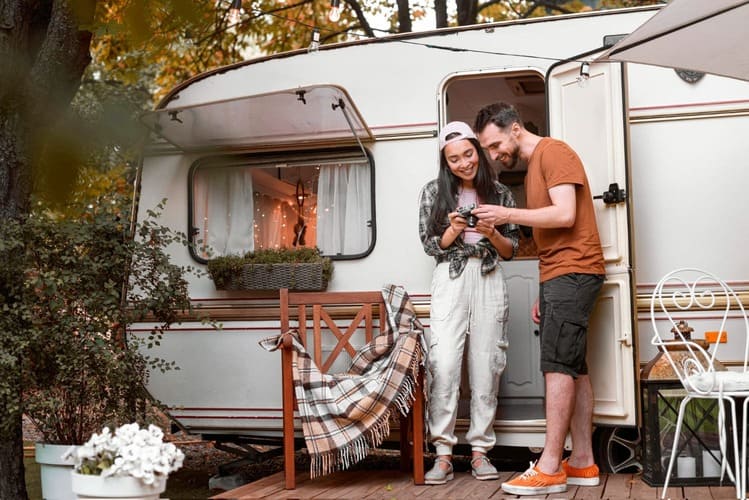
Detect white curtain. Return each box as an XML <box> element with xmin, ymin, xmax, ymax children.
<box><xmin>316</xmin><ymin>162</ymin><xmax>371</xmax><ymax>255</ymax></box>
<box><xmin>193</xmin><ymin>167</ymin><xmax>254</xmax><ymax>257</ymax></box>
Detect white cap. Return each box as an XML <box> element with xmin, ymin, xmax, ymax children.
<box><xmin>439</xmin><ymin>121</ymin><xmax>477</xmax><ymax>151</ymax></box>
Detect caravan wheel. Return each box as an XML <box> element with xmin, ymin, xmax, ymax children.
<box><xmin>593</xmin><ymin>426</ymin><xmax>642</xmax><ymax>473</ymax></box>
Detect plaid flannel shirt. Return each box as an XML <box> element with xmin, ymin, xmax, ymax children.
<box><xmin>418</xmin><ymin>179</ymin><xmax>519</xmax><ymax>279</ymax></box>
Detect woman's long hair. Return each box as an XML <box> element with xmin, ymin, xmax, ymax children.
<box><xmin>427</xmin><ymin>137</ymin><xmax>500</xmax><ymax>237</ymax></box>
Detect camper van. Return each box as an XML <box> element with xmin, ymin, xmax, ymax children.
<box><xmin>134</xmin><ymin>5</ymin><xmax>749</xmax><ymax>473</ymax></box>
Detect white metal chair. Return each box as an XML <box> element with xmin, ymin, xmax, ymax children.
<box><xmin>650</xmin><ymin>268</ymin><xmax>749</xmax><ymax>499</ymax></box>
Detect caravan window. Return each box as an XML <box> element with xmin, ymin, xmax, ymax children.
<box><xmin>188</xmin><ymin>151</ymin><xmax>375</xmax><ymax>262</ymax></box>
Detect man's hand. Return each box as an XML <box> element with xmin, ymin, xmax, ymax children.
<box><xmin>531</xmin><ymin>298</ymin><xmax>541</xmax><ymax>325</ymax></box>
<box><xmin>474</xmin><ymin>204</ymin><xmax>511</xmax><ymax>226</ymax></box>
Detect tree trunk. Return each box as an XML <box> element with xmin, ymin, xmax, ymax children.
<box><xmin>0</xmin><ymin>434</ymin><xmax>27</xmax><ymax>499</ymax></box>
<box><xmin>434</xmin><ymin>0</ymin><xmax>447</xmax><ymax>28</ymax></box>
<box><xmin>396</xmin><ymin>0</ymin><xmax>412</xmax><ymax>33</ymax></box>
<box><xmin>0</xmin><ymin>112</ymin><xmax>32</xmax><ymax>219</ymax></box>
<box><xmin>0</xmin><ymin>1</ymin><xmax>32</xmax><ymax>219</ymax></box>
<box><xmin>0</xmin><ymin>0</ymin><xmax>95</xmax><ymax>496</ymax></box>
<box><xmin>0</xmin><ymin>365</ymin><xmax>27</xmax><ymax>500</ymax></box>
<box><xmin>456</xmin><ymin>0</ymin><xmax>478</xmax><ymax>26</ymax></box>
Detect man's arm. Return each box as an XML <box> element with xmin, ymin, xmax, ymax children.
<box><xmin>473</xmin><ymin>183</ymin><xmax>577</xmax><ymax>229</ymax></box>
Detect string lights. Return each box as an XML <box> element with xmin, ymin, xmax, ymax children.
<box><xmin>252</xmin><ymin>191</ymin><xmax>316</xmax><ymax>251</ymax></box>
<box><xmin>308</xmin><ymin>28</ymin><xmax>320</xmax><ymax>52</ymax></box>
<box><xmin>328</xmin><ymin>0</ymin><xmax>343</xmax><ymax>23</ymax></box>
<box><xmin>577</xmin><ymin>61</ymin><xmax>591</xmax><ymax>87</ymax></box>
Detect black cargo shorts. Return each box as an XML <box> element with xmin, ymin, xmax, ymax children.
<box><xmin>538</xmin><ymin>273</ymin><xmax>604</xmax><ymax>377</ymax></box>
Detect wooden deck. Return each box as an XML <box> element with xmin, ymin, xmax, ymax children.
<box><xmin>211</xmin><ymin>469</ymin><xmax>740</xmax><ymax>499</ymax></box>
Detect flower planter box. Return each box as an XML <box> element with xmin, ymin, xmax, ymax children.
<box><xmin>71</xmin><ymin>472</ymin><xmax>166</xmax><ymax>499</ymax></box>
<box><xmin>212</xmin><ymin>262</ymin><xmax>329</xmax><ymax>291</ymax></box>
<box><xmin>36</xmin><ymin>443</ymin><xmax>75</xmax><ymax>500</ymax></box>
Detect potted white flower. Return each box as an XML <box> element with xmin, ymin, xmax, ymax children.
<box><xmin>62</xmin><ymin>423</ymin><xmax>185</xmax><ymax>500</ymax></box>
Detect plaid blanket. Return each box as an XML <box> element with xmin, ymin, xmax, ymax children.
<box><xmin>259</xmin><ymin>284</ymin><xmax>426</xmax><ymax>478</ymax></box>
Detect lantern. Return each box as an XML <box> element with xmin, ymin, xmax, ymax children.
<box><xmin>640</xmin><ymin>321</ymin><xmax>734</xmax><ymax>486</ymax></box>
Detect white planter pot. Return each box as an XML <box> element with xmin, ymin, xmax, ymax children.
<box><xmin>70</xmin><ymin>472</ymin><xmax>167</xmax><ymax>499</ymax></box>
<box><xmin>35</xmin><ymin>443</ymin><xmax>75</xmax><ymax>500</ymax></box>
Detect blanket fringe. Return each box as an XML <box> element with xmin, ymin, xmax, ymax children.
<box><xmin>395</xmin><ymin>338</ymin><xmax>424</xmax><ymax>417</ymax></box>
<box><xmin>309</xmin><ymin>344</ymin><xmax>425</xmax><ymax>478</ymax></box>
<box><xmin>310</xmin><ymin>413</ymin><xmax>395</xmax><ymax>478</ymax></box>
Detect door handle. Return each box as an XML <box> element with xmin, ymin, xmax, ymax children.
<box><xmin>594</xmin><ymin>182</ymin><xmax>626</xmax><ymax>205</ymax></box>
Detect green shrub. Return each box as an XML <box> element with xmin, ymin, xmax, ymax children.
<box><xmin>0</xmin><ymin>200</ymin><xmax>201</xmax><ymax>444</ymax></box>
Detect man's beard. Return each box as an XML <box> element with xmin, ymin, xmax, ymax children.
<box><xmin>501</xmin><ymin>143</ymin><xmax>523</xmax><ymax>170</ymax></box>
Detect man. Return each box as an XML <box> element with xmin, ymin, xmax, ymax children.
<box><xmin>472</xmin><ymin>102</ymin><xmax>605</xmax><ymax>496</ymax></box>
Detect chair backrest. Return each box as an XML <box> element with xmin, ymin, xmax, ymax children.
<box><xmin>650</xmin><ymin>268</ymin><xmax>749</xmax><ymax>393</ymax></box>
<box><xmin>279</xmin><ymin>289</ymin><xmax>387</xmax><ymax>374</ymax></box>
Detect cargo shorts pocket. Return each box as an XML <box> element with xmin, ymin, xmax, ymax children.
<box><xmin>554</xmin><ymin>320</ymin><xmax>586</xmax><ymax>369</ymax></box>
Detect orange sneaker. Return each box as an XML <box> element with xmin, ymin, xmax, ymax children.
<box><xmin>562</xmin><ymin>458</ymin><xmax>600</xmax><ymax>486</ymax></box>
<box><xmin>501</xmin><ymin>461</ymin><xmax>567</xmax><ymax>496</ymax></box>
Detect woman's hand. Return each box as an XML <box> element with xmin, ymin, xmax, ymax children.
<box><xmin>474</xmin><ymin>219</ymin><xmax>495</xmax><ymax>238</ymax></box>
<box><xmin>477</xmin><ymin>220</ymin><xmax>513</xmax><ymax>259</ymax></box>
<box><xmin>439</xmin><ymin>211</ymin><xmax>466</xmax><ymax>249</ymax></box>
<box><xmin>448</xmin><ymin>211</ymin><xmax>468</xmax><ymax>233</ymax></box>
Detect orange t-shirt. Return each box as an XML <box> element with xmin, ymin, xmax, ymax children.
<box><xmin>525</xmin><ymin>138</ymin><xmax>605</xmax><ymax>282</ymax></box>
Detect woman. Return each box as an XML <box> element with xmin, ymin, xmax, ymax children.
<box><xmin>418</xmin><ymin>121</ymin><xmax>519</xmax><ymax>484</ymax></box>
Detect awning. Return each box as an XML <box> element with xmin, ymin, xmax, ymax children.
<box><xmin>140</xmin><ymin>85</ymin><xmax>373</xmax><ymax>152</ymax></box>
<box><xmin>596</xmin><ymin>0</ymin><xmax>749</xmax><ymax>82</ymax></box>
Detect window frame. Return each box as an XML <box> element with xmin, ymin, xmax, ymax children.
<box><xmin>187</xmin><ymin>148</ymin><xmax>377</xmax><ymax>264</ymax></box>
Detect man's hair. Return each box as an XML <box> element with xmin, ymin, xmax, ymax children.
<box><xmin>474</xmin><ymin>102</ymin><xmax>523</xmax><ymax>133</ymax></box>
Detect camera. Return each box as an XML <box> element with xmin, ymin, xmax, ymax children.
<box><xmin>456</xmin><ymin>203</ymin><xmax>478</xmax><ymax>228</ymax></box>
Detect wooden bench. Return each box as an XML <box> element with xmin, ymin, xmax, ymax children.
<box><xmin>279</xmin><ymin>288</ymin><xmax>425</xmax><ymax>489</ymax></box>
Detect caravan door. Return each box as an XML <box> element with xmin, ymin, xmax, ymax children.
<box><xmin>547</xmin><ymin>57</ymin><xmax>636</xmax><ymax>426</ymax></box>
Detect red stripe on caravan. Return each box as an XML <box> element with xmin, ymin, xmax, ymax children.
<box><xmin>630</xmin><ymin>98</ymin><xmax>749</xmax><ymax>112</ymax></box>
<box><xmin>368</xmin><ymin>122</ymin><xmax>437</xmax><ymax>130</ymax></box>
<box><xmin>173</xmin><ymin>415</ymin><xmax>283</xmax><ymax>420</ymax></box>
<box><xmin>171</xmin><ymin>407</ymin><xmax>280</xmax><ymax>411</ymax></box>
